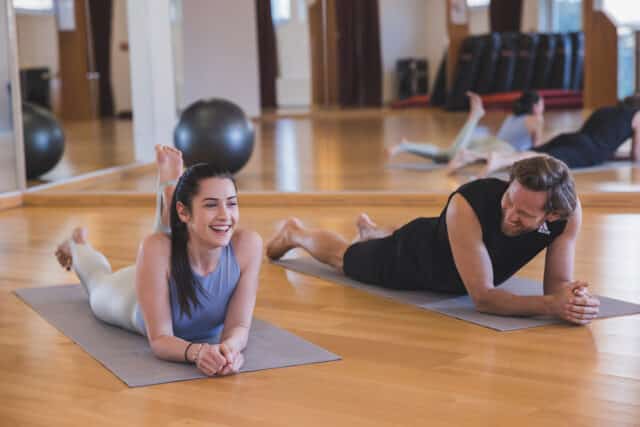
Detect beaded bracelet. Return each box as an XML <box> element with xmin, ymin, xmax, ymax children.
<box><xmin>184</xmin><ymin>342</ymin><xmax>195</xmax><ymax>363</ymax></box>
<box><xmin>194</xmin><ymin>344</ymin><xmax>205</xmax><ymax>365</ymax></box>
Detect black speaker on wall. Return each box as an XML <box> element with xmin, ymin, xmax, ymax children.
<box><xmin>396</xmin><ymin>58</ymin><xmax>429</xmax><ymax>100</ymax></box>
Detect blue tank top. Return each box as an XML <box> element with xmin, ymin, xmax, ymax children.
<box><xmin>496</xmin><ymin>114</ymin><xmax>533</xmax><ymax>151</ymax></box>
<box><xmin>135</xmin><ymin>243</ymin><xmax>241</xmax><ymax>342</ymax></box>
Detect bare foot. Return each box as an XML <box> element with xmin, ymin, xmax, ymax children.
<box><xmin>356</xmin><ymin>213</ymin><xmax>387</xmax><ymax>241</ymax></box>
<box><xmin>466</xmin><ymin>91</ymin><xmax>485</xmax><ymax>119</ymax></box>
<box><xmin>155</xmin><ymin>144</ymin><xmax>183</xmax><ymax>184</ymax></box>
<box><xmin>446</xmin><ymin>149</ymin><xmax>485</xmax><ymax>175</ymax></box>
<box><xmin>55</xmin><ymin>227</ymin><xmax>88</xmax><ymax>271</ymax></box>
<box><xmin>479</xmin><ymin>152</ymin><xmax>500</xmax><ymax>177</ymax></box>
<box><xmin>385</xmin><ymin>139</ymin><xmax>406</xmax><ymax>161</ymax></box>
<box><xmin>266</xmin><ymin>217</ymin><xmax>303</xmax><ymax>260</ymax></box>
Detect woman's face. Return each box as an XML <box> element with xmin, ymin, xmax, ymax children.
<box><xmin>533</xmin><ymin>98</ymin><xmax>545</xmax><ymax>115</ymax></box>
<box><xmin>179</xmin><ymin>177</ymin><xmax>239</xmax><ymax>248</ymax></box>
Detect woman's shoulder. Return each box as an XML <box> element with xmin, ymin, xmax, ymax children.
<box><xmin>138</xmin><ymin>232</ymin><xmax>171</xmax><ymax>259</ymax></box>
<box><xmin>231</xmin><ymin>229</ymin><xmax>263</xmax><ymax>269</ymax></box>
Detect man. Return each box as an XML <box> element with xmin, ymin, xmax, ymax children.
<box><xmin>267</xmin><ymin>156</ymin><xmax>600</xmax><ymax>325</ymax></box>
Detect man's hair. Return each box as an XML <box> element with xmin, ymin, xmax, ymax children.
<box><xmin>509</xmin><ymin>156</ymin><xmax>577</xmax><ymax>219</ymax></box>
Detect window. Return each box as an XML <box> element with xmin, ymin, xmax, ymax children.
<box><xmin>552</xmin><ymin>0</ymin><xmax>582</xmax><ymax>32</ymax></box>
<box><xmin>467</xmin><ymin>0</ymin><xmax>490</xmax><ymax>7</ymax></box>
<box><xmin>618</xmin><ymin>28</ymin><xmax>636</xmax><ymax>99</ymax></box>
<box><xmin>271</xmin><ymin>0</ymin><xmax>291</xmax><ymax>24</ymax></box>
<box><xmin>13</xmin><ymin>0</ymin><xmax>54</xmax><ymax>14</ymax></box>
<box><xmin>601</xmin><ymin>0</ymin><xmax>640</xmax><ymax>28</ymax></box>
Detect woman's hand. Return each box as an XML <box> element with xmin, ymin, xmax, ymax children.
<box><xmin>195</xmin><ymin>344</ymin><xmax>228</xmax><ymax>376</ymax></box>
<box><xmin>217</xmin><ymin>342</ymin><xmax>245</xmax><ymax>376</ymax></box>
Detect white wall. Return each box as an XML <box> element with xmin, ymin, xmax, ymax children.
<box><xmin>424</xmin><ymin>0</ymin><xmax>448</xmax><ymax>94</ymax></box>
<box><xmin>468</xmin><ymin>5</ymin><xmax>490</xmax><ymax>34</ymax></box>
<box><xmin>522</xmin><ymin>0</ymin><xmax>548</xmax><ymax>32</ymax></box>
<box><xmin>378</xmin><ymin>0</ymin><xmax>429</xmax><ymax>103</ymax></box>
<box><xmin>274</xmin><ymin>0</ymin><xmax>311</xmax><ymax>107</ymax></box>
<box><xmin>15</xmin><ymin>13</ymin><xmax>58</xmax><ymax>75</ymax></box>
<box><xmin>111</xmin><ymin>0</ymin><xmax>131</xmax><ymax>114</ymax></box>
<box><xmin>275</xmin><ymin>20</ymin><xmax>311</xmax><ymax>106</ymax></box>
<box><xmin>127</xmin><ymin>0</ymin><xmax>176</xmax><ymax>161</ymax></box>
<box><xmin>0</xmin><ymin>0</ymin><xmax>22</xmax><ymax>191</ymax></box>
<box><xmin>0</xmin><ymin>1</ymin><xmax>11</xmax><ymax>131</ymax></box>
<box><xmin>181</xmin><ymin>0</ymin><xmax>260</xmax><ymax>117</ymax></box>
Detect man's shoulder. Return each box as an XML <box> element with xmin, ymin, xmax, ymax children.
<box><xmin>455</xmin><ymin>178</ymin><xmax>508</xmax><ymax>202</ymax></box>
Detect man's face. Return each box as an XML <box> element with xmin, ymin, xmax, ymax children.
<box><xmin>500</xmin><ymin>180</ymin><xmax>550</xmax><ymax>236</ymax></box>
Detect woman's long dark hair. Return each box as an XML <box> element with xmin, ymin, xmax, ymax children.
<box><xmin>169</xmin><ymin>163</ymin><xmax>237</xmax><ymax>318</ymax></box>
<box><xmin>512</xmin><ymin>91</ymin><xmax>540</xmax><ymax>116</ymax></box>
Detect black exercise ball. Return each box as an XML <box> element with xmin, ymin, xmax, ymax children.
<box><xmin>174</xmin><ymin>99</ymin><xmax>255</xmax><ymax>173</ymax></box>
<box><xmin>22</xmin><ymin>102</ymin><xmax>65</xmax><ymax>179</ymax></box>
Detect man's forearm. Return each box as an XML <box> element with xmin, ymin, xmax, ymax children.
<box><xmin>474</xmin><ymin>288</ymin><xmax>553</xmax><ymax>317</ymax></box>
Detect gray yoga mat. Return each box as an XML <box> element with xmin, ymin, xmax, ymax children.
<box><xmin>386</xmin><ymin>162</ymin><xmax>445</xmax><ymax>171</ymax></box>
<box><xmin>273</xmin><ymin>257</ymin><xmax>640</xmax><ymax>331</ymax></box>
<box><xmin>15</xmin><ymin>285</ymin><xmax>340</xmax><ymax>387</ymax></box>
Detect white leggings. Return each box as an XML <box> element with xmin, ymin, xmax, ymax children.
<box><xmin>70</xmin><ymin>183</ymin><xmax>172</xmax><ymax>335</ymax></box>
<box><xmin>396</xmin><ymin>115</ymin><xmax>514</xmax><ymax>161</ymax></box>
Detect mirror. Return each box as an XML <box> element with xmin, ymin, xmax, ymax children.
<box><xmin>13</xmin><ymin>0</ymin><xmax>136</xmax><ymax>187</ymax></box>
<box><xmin>0</xmin><ymin>0</ymin><xmax>22</xmax><ymax>193</ymax></box>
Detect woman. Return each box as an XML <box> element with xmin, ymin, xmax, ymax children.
<box><xmin>54</xmin><ymin>145</ymin><xmax>263</xmax><ymax>377</ymax></box>
<box><xmin>386</xmin><ymin>91</ymin><xmax>544</xmax><ymax>165</ymax></box>
<box><xmin>471</xmin><ymin>101</ymin><xmax>640</xmax><ymax>176</ymax></box>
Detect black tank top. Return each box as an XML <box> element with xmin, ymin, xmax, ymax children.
<box><xmin>428</xmin><ymin>178</ymin><xmax>568</xmax><ymax>291</ymax></box>
<box><xmin>580</xmin><ymin>105</ymin><xmax>636</xmax><ymax>152</ymax></box>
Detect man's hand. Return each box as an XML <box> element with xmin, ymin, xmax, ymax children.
<box><xmin>218</xmin><ymin>342</ymin><xmax>244</xmax><ymax>376</ymax></box>
<box><xmin>550</xmin><ymin>281</ymin><xmax>600</xmax><ymax>325</ymax></box>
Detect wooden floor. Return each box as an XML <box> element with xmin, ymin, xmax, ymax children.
<box><xmin>27</xmin><ymin>118</ymin><xmax>135</xmax><ymax>187</ymax></box>
<box><xmin>1</xmin><ymin>202</ymin><xmax>639</xmax><ymax>426</ymax></box>
<box><xmin>33</xmin><ymin>108</ymin><xmax>640</xmax><ymax>194</ymax></box>
<box><xmin>3</xmin><ymin>107</ymin><xmax>640</xmax><ymax>426</ymax></box>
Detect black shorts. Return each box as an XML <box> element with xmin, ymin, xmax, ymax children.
<box><xmin>342</xmin><ymin>218</ymin><xmax>441</xmax><ymax>292</ymax></box>
<box><xmin>343</xmin><ymin>236</ymin><xmax>396</xmax><ymax>288</ymax></box>
<box><xmin>532</xmin><ymin>132</ymin><xmax>604</xmax><ymax>168</ymax></box>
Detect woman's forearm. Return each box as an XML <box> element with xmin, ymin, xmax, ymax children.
<box><xmin>220</xmin><ymin>326</ymin><xmax>250</xmax><ymax>353</ymax></box>
<box><xmin>149</xmin><ymin>334</ymin><xmax>196</xmax><ymax>363</ymax></box>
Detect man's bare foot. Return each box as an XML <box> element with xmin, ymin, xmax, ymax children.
<box><xmin>155</xmin><ymin>144</ymin><xmax>183</xmax><ymax>184</ymax></box>
<box><xmin>356</xmin><ymin>213</ymin><xmax>387</xmax><ymax>241</ymax></box>
<box><xmin>55</xmin><ymin>227</ymin><xmax>88</xmax><ymax>271</ymax></box>
<box><xmin>447</xmin><ymin>149</ymin><xmax>483</xmax><ymax>174</ymax></box>
<box><xmin>479</xmin><ymin>152</ymin><xmax>501</xmax><ymax>177</ymax></box>
<box><xmin>266</xmin><ymin>217</ymin><xmax>303</xmax><ymax>260</ymax></box>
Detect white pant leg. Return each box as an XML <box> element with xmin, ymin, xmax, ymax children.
<box><xmin>70</xmin><ymin>242</ymin><xmax>144</xmax><ymax>335</ymax></box>
<box><xmin>153</xmin><ymin>180</ymin><xmax>175</xmax><ymax>235</ymax></box>
<box><xmin>67</xmin><ymin>181</ymin><xmax>171</xmax><ymax>336</ymax></box>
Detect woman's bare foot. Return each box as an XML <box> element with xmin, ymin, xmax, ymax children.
<box><xmin>156</xmin><ymin>145</ymin><xmax>183</xmax><ymax>227</ymax></box>
<box><xmin>55</xmin><ymin>227</ymin><xmax>88</xmax><ymax>271</ymax></box>
<box><xmin>155</xmin><ymin>144</ymin><xmax>183</xmax><ymax>184</ymax></box>
<box><xmin>266</xmin><ymin>217</ymin><xmax>303</xmax><ymax>260</ymax></box>
<box><xmin>466</xmin><ymin>91</ymin><xmax>485</xmax><ymax>120</ymax></box>
<box><xmin>385</xmin><ymin>139</ymin><xmax>407</xmax><ymax>161</ymax></box>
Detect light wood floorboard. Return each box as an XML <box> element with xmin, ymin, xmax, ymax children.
<box><xmin>1</xmin><ymin>203</ymin><xmax>639</xmax><ymax>426</ymax></box>
<box><xmin>27</xmin><ymin>108</ymin><xmax>640</xmax><ymax>194</ymax></box>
